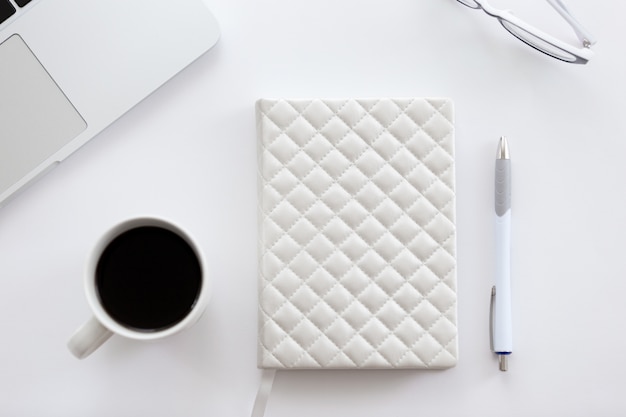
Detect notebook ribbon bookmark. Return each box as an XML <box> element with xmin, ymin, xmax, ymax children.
<box><xmin>251</xmin><ymin>369</ymin><xmax>276</xmax><ymax>417</ymax></box>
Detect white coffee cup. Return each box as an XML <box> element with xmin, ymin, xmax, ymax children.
<box><xmin>67</xmin><ymin>217</ymin><xmax>210</xmax><ymax>359</ymax></box>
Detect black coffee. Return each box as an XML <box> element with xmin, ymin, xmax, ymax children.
<box><xmin>95</xmin><ymin>226</ymin><xmax>202</xmax><ymax>331</ymax></box>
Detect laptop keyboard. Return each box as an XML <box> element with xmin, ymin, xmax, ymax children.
<box><xmin>0</xmin><ymin>0</ymin><xmax>32</xmax><ymax>26</ymax></box>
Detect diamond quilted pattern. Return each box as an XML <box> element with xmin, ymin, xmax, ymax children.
<box><xmin>257</xmin><ymin>98</ymin><xmax>457</xmax><ymax>369</ymax></box>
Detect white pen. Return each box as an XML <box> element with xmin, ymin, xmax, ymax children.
<box><xmin>490</xmin><ymin>136</ymin><xmax>512</xmax><ymax>371</ymax></box>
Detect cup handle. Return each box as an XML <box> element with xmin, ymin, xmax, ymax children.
<box><xmin>67</xmin><ymin>316</ymin><xmax>113</xmax><ymax>359</ymax></box>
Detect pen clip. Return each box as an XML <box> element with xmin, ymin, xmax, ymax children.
<box><xmin>489</xmin><ymin>286</ymin><xmax>496</xmax><ymax>352</ymax></box>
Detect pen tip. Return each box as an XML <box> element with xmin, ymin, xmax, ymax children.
<box><xmin>497</xmin><ymin>136</ymin><xmax>510</xmax><ymax>160</ymax></box>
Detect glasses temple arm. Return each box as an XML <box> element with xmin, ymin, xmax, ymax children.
<box><xmin>547</xmin><ymin>0</ymin><xmax>597</xmax><ymax>46</ymax></box>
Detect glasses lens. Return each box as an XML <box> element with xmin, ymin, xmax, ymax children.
<box><xmin>499</xmin><ymin>19</ymin><xmax>577</xmax><ymax>62</ymax></box>
<box><xmin>456</xmin><ymin>0</ymin><xmax>481</xmax><ymax>9</ymax></box>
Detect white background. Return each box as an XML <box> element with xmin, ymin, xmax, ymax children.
<box><xmin>1</xmin><ymin>0</ymin><xmax>625</xmax><ymax>415</ymax></box>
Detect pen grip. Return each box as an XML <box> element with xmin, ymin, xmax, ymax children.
<box><xmin>495</xmin><ymin>159</ymin><xmax>511</xmax><ymax>216</ymax></box>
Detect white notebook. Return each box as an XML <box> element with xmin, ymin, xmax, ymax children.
<box><xmin>256</xmin><ymin>98</ymin><xmax>458</xmax><ymax>369</ymax></box>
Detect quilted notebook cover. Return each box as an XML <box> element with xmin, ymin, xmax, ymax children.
<box><xmin>256</xmin><ymin>98</ymin><xmax>457</xmax><ymax>369</ymax></box>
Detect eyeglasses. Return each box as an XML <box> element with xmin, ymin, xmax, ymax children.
<box><xmin>455</xmin><ymin>0</ymin><xmax>596</xmax><ymax>64</ymax></box>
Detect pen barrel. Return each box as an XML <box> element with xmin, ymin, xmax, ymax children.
<box><xmin>494</xmin><ymin>210</ymin><xmax>512</xmax><ymax>353</ymax></box>
<box><xmin>494</xmin><ymin>156</ymin><xmax>512</xmax><ymax>353</ymax></box>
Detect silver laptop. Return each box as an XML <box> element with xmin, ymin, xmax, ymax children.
<box><xmin>0</xmin><ymin>0</ymin><xmax>220</xmax><ymax>207</ymax></box>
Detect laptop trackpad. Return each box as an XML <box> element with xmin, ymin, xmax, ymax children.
<box><xmin>0</xmin><ymin>34</ymin><xmax>87</xmax><ymax>194</ymax></box>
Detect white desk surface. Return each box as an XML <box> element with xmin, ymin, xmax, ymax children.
<box><xmin>1</xmin><ymin>0</ymin><xmax>625</xmax><ymax>415</ymax></box>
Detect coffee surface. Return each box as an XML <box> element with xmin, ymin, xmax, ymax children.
<box><xmin>96</xmin><ymin>226</ymin><xmax>202</xmax><ymax>331</ymax></box>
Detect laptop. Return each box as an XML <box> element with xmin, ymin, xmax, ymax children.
<box><xmin>0</xmin><ymin>0</ymin><xmax>220</xmax><ymax>207</ymax></box>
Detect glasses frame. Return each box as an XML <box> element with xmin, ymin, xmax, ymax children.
<box><xmin>456</xmin><ymin>0</ymin><xmax>596</xmax><ymax>64</ymax></box>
